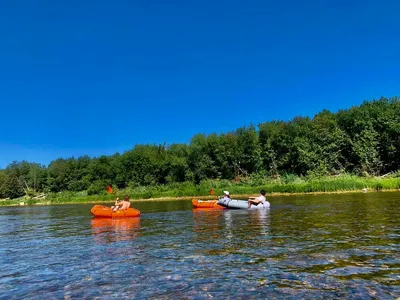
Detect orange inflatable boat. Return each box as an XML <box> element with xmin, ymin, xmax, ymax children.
<box><xmin>90</xmin><ymin>205</ymin><xmax>141</xmax><ymax>218</ymax></box>
<box><xmin>191</xmin><ymin>198</ymin><xmax>224</xmax><ymax>209</ymax></box>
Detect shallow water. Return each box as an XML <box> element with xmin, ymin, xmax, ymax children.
<box><xmin>0</xmin><ymin>192</ymin><xmax>399</xmax><ymax>299</ymax></box>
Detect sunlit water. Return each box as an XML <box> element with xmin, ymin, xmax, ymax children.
<box><xmin>0</xmin><ymin>193</ymin><xmax>399</xmax><ymax>299</ymax></box>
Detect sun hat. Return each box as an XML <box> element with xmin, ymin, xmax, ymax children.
<box><xmin>223</xmin><ymin>191</ymin><xmax>229</xmax><ymax>195</ymax></box>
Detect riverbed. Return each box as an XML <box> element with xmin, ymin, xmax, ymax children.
<box><xmin>0</xmin><ymin>192</ymin><xmax>399</xmax><ymax>298</ymax></box>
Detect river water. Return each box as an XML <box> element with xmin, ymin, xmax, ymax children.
<box><xmin>0</xmin><ymin>192</ymin><xmax>399</xmax><ymax>299</ymax></box>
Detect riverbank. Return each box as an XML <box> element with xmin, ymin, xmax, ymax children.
<box><xmin>2</xmin><ymin>189</ymin><xmax>400</xmax><ymax>207</ymax></box>
<box><xmin>1</xmin><ymin>174</ymin><xmax>400</xmax><ymax>206</ymax></box>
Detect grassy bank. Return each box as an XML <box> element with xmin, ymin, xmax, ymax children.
<box><xmin>1</xmin><ymin>174</ymin><xmax>400</xmax><ymax>206</ymax></box>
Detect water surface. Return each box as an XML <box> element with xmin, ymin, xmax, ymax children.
<box><xmin>0</xmin><ymin>192</ymin><xmax>399</xmax><ymax>299</ymax></box>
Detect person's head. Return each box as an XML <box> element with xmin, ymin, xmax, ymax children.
<box><xmin>260</xmin><ymin>189</ymin><xmax>266</xmax><ymax>196</ymax></box>
<box><xmin>224</xmin><ymin>191</ymin><xmax>230</xmax><ymax>198</ymax></box>
<box><xmin>124</xmin><ymin>195</ymin><xmax>130</xmax><ymax>202</ymax></box>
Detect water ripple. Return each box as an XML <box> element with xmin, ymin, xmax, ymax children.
<box><xmin>0</xmin><ymin>194</ymin><xmax>399</xmax><ymax>299</ymax></box>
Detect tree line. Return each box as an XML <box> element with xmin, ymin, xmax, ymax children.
<box><xmin>1</xmin><ymin>97</ymin><xmax>399</xmax><ymax>199</ymax></box>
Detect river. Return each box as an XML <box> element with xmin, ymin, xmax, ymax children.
<box><xmin>0</xmin><ymin>192</ymin><xmax>399</xmax><ymax>299</ymax></box>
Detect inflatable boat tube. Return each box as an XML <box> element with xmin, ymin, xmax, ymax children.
<box><xmin>90</xmin><ymin>205</ymin><xmax>141</xmax><ymax>218</ymax></box>
<box><xmin>217</xmin><ymin>198</ymin><xmax>270</xmax><ymax>210</ymax></box>
<box><xmin>192</xmin><ymin>199</ymin><xmax>224</xmax><ymax>209</ymax></box>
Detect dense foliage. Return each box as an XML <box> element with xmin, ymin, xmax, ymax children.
<box><xmin>1</xmin><ymin>97</ymin><xmax>400</xmax><ymax>199</ymax></box>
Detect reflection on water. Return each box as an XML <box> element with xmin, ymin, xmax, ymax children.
<box><xmin>222</xmin><ymin>209</ymin><xmax>271</xmax><ymax>241</ymax></box>
<box><xmin>192</xmin><ymin>208</ymin><xmax>224</xmax><ymax>240</ymax></box>
<box><xmin>0</xmin><ymin>193</ymin><xmax>399</xmax><ymax>298</ymax></box>
<box><xmin>250</xmin><ymin>209</ymin><xmax>271</xmax><ymax>236</ymax></box>
<box><xmin>91</xmin><ymin>218</ymin><xmax>141</xmax><ymax>243</ymax></box>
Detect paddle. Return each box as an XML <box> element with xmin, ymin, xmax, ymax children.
<box><xmin>107</xmin><ymin>185</ymin><xmax>121</xmax><ymax>209</ymax></box>
<box><xmin>209</xmin><ymin>189</ymin><xmax>219</xmax><ymax>199</ymax></box>
<box><xmin>106</xmin><ymin>185</ymin><xmax>113</xmax><ymax>194</ymax></box>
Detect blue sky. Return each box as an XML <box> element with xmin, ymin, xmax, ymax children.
<box><xmin>1</xmin><ymin>0</ymin><xmax>399</xmax><ymax>168</ymax></box>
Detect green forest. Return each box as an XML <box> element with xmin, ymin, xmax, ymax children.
<box><xmin>1</xmin><ymin>97</ymin><xmax>400</xmax><ymax>201</ymax></box>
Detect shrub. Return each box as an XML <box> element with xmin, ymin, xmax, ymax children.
<box><xmin>87</xmin><ymin>180</ymin><xmax>108</xmax><ymax>196</ymax></box>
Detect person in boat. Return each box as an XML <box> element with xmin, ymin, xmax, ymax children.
<box><xmin>248</xmin><ymin>190</ymin><xmax>267</xmax><ymax>208</ymax></box>
<box><xmin>222</xmin><ymin>191</ymin><xmax>231</xmax><ymax>200</ymax></box>
<box><xmin>113</xmin><ymin>196</ymin><xmax>131</xmax><ymax>212</ymax></box>
<box><xmin>111</xmin><ymin>198</ymin><xmax>121</xmax><ymax>211</ymax></box>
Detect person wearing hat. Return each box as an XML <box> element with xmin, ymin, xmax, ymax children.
<box><xmin>248</xmin><ymin>190</ymin><xmax>267</xmax><ymax>208</ymax></box>
<box><xmin>222</xmin><ymin>191</ymin><xmax>231</xmax><ymax>201</ymax></box>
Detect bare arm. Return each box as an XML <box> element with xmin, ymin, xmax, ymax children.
<box><xmin>248</xmin><ymin>196</ymin><xmax>261</xmax><ymax>205</ymax></box>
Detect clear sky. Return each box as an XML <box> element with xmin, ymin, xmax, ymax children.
<box><xmin>1</xmin><ymin>0</ymin><xmax>399</xmax><ymax>168</ymax></box>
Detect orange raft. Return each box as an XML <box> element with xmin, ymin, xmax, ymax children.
<box><xmin>191</xmin><ymin>198</ymin><xmax>224</xmax><ymax>209</ymax></box>
<box><xmin>90</xmin><ymin>205</ymin><xmax>141</xmax><ymax>218</ymax></box>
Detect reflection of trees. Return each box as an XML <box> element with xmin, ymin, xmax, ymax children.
<box><xmin>265</xmin><ymin>193</ymin><xmax>400</xmax><ymax>282</ymax></box>
<box><xmin>91</xmin><ymin>218</ymin><xmax>141</xmax><ymax>244</ymax></box>
<box><xmin>268</xmin><ymin>193</ymin><xmax>400</xmax><ymax>254</ymax></box>
<box><xmin>37</xmin><ymin>205</ymin><xmax>88</xmax><ymax>239</ymax></box>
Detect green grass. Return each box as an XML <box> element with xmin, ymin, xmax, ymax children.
<box><xmin>1</xmin><ymin>174</ymin><xmax>400</xmax><ymax>206</ymax></box>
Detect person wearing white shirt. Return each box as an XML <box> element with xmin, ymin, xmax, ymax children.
<box><xmin>248</xmin><ymin>190</ymin><xmax>267</xmax><ymax>208</ymax></box>
<box><xmin>222</xmin><ymin>191</ymin><xmax>231</xmax><ymax>201</ymax></box>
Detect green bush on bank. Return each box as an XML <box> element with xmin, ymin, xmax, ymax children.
<box><xmin>33</xmin><ymin>175</ymin><xmax>400</xmax><ymax>204</ymax></box>
<box><xmin>1</xmin><ymin>174</ymin><xmax>400</xmax><ymax>206</ymax></box>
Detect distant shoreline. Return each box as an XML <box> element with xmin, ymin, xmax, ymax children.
<box><xmin>1</xmin><ymin>188</ymin><xmax>399</xmax><ymax>207</ymax></box>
